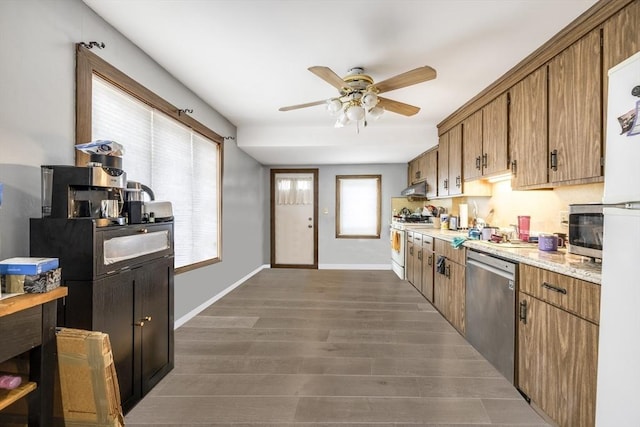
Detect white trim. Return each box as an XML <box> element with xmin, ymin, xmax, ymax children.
<box><xmin>174</xmin><ymin>264</ymin><xmax>270</xmax><ymax>329</ymax></box>
<box><xmin>318</xmin><ymin>264</ymin><xmax>392</xmax><ymax>270</ymax></box>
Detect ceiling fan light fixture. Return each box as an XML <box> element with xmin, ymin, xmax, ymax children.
<box><xmin>335</xmin><ymin>110</ymin><xmax>350</xmax><ymax>127</ymax></box>
<box><xmin>346</xmin><ymin>104</ymin><xmax>365</xmax><ymax>121</ymax></box>
<box><xmin>326</xmin><ymin>98</ymin><xmax>343</xmax><ymax>114</ymax></box>
<box><xmin>362</xmin><ymin>91</ymin><xmax>378</xmax><ymax>108</ymax></box>
<box><xmin>368</xmin><ymin>105</ymin><xmax>384</xmax><ymax>120</ymax></box>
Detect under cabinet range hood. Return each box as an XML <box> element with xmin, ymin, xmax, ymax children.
<box><xmin>401</xmin><ymin>181</ymin><xmax>427</xmax><ymax>197</ymax></box>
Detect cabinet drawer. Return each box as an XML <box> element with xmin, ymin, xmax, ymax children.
<box><xmin>96</xmin><ymin>223</ymin><xmax>174</xmax><ymax>276</ymax></box>
<box><xmin>413</xmin><ymin>233</ymin><xmax>423</xmax><ymax>245</ymax></box>
<box><xmin>0</xmin><ymin>306</ymin><xmax>42</xmax><ymax>361</ymax></box>
<box><xmin>422</xmin><ymin>234</ymin><xmax>433</xmax><ymax>252</ymax></box>
<box><xmin>407</xmin><ymin>231</ymin><xmax>414</xmax><ymax>243</ymax></box>
<box><xmin>434</xmin><ymin>238</ymin><xmax>466</xmax><ymax>265</ymax></box>
<box><xmin>520</xmin><ymin>264</ymin><xmax>600</xmax><ymax>324</ymax></box>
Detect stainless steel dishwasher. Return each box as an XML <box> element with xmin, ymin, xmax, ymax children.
<box><xmin>465</xmin><ymin>249</ymin><xmax>518</xmax><ymax>384</ymax></box>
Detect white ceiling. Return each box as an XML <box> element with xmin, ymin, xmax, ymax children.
<box><xmin>83</xmin><ymin>0</ymin><xmax>598</xmax><ymax>166</ymax></box>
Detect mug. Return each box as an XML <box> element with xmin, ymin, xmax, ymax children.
<box><xmin>554</xmin><ymin>232</ymin><xmax>567</xmax><ymax>247</ymax></box>
<box><xmin>538</xmin><ymin>233</ymin><xmax>562</xmax><ymax>251</ymax></box>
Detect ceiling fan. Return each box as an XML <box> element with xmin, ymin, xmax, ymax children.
<box><xmin>279</xmin><ymin>65</ymin><xmax>437</xmax><ymax>128</ymax></box>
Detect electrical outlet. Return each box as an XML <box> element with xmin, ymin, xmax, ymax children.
<box><xmin>559</xmin><ymin>210</ymin><xmax>569</xmax><ymax>227</ymax></box>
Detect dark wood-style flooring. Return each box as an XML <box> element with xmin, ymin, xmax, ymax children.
<box><xmin>125</xmin><ymin>269</ymin><xmax>549</xmax><ymax>426</ymax></box>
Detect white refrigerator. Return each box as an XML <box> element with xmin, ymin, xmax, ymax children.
<box><xmin>596</xmin><ymin>50</ymin><xmax>640</xmax><ymax>425</ymax></box>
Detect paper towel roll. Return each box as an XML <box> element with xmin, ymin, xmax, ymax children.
<box><xmin>459</xmin><ymin>204</ymin><xmax>469</xmax><ymax>229</ymax></box>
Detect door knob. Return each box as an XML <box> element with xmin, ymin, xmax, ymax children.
<box><xmin>308</xmin><ymin>225</ymin><xmax>312</xmax><ymax>228</ymax></box>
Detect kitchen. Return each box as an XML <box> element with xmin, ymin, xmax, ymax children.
<box><xmin>1</xmin><ymin>0</ymin><xmax>639</xmax><ymax>426</ymax></box>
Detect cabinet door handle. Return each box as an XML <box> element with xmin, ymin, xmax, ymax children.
<box><xmin>417</xmin><ymin>250</ymin><xmax>422</xmax><ymax>260</ymax></box>
<box><xmin>519</xmin><ymin>300</ymin><xmax>528</xmax><ymax>324</ymax></box>
<box><xmin>542</xmin><ymin>282</ymin><xmax>567</xmax><ymax>295</ymax></box>
<box><xmin>416</xmin><ymin>171</ymin><xmax>421</xmax><ymax>179</ymax></box>
<box><xmin>445</xmin><ymin>264</ymin><xmax>451</xmax><ymax>278</ymax></box>
<box><xmin>428</xmin><ymin>254</ymin><xmax>433</xmax><ymax>266</ymax></box>
<box><xmin>482</xmin><ymin>153</ymin><xmax>488</xmax><ymax>168</ymax></box>
<box><xmin>511</xmin><ymin>160</ymin><xmax>517</xmax><ymax>176</ymax></box>
<box><xmin>456</xmin><ymin>175</ymin><xmax>461</xmax><ymax>188</ymax></box>
<box><xmin>550</xmin><ymin>149</ymin><xmax>558</xmax><ymax>171</ymax></box>
<box><xmin>135</xmin><ymin>316</ymin><xmax>153</xmax><ymax>327</ymax></box>
<box><xmin>409</xmin><ymin>247</ymin><xmax>413</xmax><ymax>255</ymax></box>
<box><xmin>443</xmin><ymin>178</ymin><xmax>448</xmax><ymax>190</ymax></box>
<box><xmin>475</xmin><ymin>156</ymin><xmax>481</xmax><ymax>170</ymax></box>
<box><xmin>138</xmin><ymin>228</ymin><xmax>148</xmax><ymax>233</ymax></box>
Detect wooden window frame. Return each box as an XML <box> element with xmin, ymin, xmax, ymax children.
<box><xmin>335</xmin><ymin>174</ymin><xmax>381</xmax><ymax>239</ymax></box>
<box><xmin>75</xmin><ymin>44</ymin><xmax>224</xmax><ymax>273</ymax></box>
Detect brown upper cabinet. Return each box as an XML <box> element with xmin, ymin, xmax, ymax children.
<box><xmin>462</xmin><ymin>110</ymin><xmax>483</xmax><ymax>181</ymax></box>
<box><xmin>481</xmin><ymin>94</ymin><xmax>509</xmax><ymax>177</ymax></box>
<box><xmin>438</xmin><ymin>124</ymin><xmax>463</xmax><ymax>197</ymax></box>
<box><xmin>424</xmin><ymin>148</ymin><xmax>438</xmax><ymax>198</ymax></box>
<box><xmin>436</xmin><ymin>0</ymin><xmax>638</xmax><ymax>191</ymax></box>
<box><xmin>462</xmin><ymin>94</ymin><xmax>509</xmax><ymax>182</ymax></box>
<box><xmin>408</xmin><ymin>152</ymin><xmax>428</xmax><ymax>185</ymax></box>
<box><xmin>510</xmin><ymin>67</ymin><xmax>549</xmax><ymax>189</ymax></box>
<box><xmin>548</xmin><ymin>29</ymin><xmax>603</xmax><ymax>185</ymax></box>
<box><xmin>602</xmin><ymin>1</ymin><xmax>640</xmax><ymax>139</ymax></box>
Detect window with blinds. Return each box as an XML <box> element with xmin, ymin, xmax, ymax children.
<box><xmin>85</xmin><ymin>70</ymin><xmax>221</xmax><ymax>270</ymax></box>
<box><xmin>336</xmin><ymin>175</ymin><xmax>381</xmax><ymax>238</ymax></box>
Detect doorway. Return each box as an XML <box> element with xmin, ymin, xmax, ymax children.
<box><xmin>270</xmin><ymin>169</ymin><xmax>318</xmax><ymax>268</ymax></box>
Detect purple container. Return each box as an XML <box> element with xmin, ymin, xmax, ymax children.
<box><xmin>538</xmin><ymin>234</ymin><xmax>560</xmax><ymax>251</ymax></box>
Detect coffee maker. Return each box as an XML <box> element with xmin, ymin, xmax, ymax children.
<box><xmin>124</xmin><ymin>181</ymin><xmax>155</xmax><ymax>224</ymax></box>
<box><xmin>41</xmin><ymin>163</ymin><xmax>127</xmax><ymax>227</ymax></box>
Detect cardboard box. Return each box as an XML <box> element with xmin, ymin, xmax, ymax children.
<box><xmin>1</xmin><ymin>268</ymin><xmax>61</xmax><ymax>294</ymax></box>
<box><xmin>0</xmin><ymin>257</ymin><xmax>59</xmax><ymax>275</ymax></box>
<box><xmin>55</xmin><ymin>328</ymin><xmax>124</xmax><ymax>427</ymax></box>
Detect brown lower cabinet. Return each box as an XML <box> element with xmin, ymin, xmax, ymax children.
<box><xmin>433</xmin><ymin>238</ymin><xmax>465</xmax><ymax>335</ymax></box>
<box><xmin>421</xmin><ymin>235</ymin><xmax>434</xmax><ymax>302</ymax></box>
<box><xmin>517</xmin><ymin>264</ymin><xmax>600</xmax><ymax>427</ymax></box>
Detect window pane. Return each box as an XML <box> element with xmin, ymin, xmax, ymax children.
<box><xmin>337</xmin><ymin>176</ymin><xmax>381</xmax><ymax>238</ymax></box>
<box><xmin>91</xmin><ymin>75</ymin><xmax>220</xmax><ymax>269</ymax></box>
<box><xmin>92</xmin><ymin>76</ymin><xmax>152</xmax><ymax>181</ymax></box>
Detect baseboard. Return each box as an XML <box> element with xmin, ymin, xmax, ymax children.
<box><xmin>318</xmin><ymin>264</ymin><xmax>392</xmax><ymax>270</ymax></box>
<box><xmin>174</xmin><ymin>264</ymin><xmax>270</xmax><ymax>329</ymax></box>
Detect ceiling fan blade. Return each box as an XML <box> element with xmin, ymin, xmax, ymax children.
<box><xmin>377</xmin><ymin>97</ymin><xmax>420</xmax><ymax>116</ymax></box>
<box><xmin>372</xmin><ymin>66</ymin><xmax>437</xmax><ymax>94</ymax></box>
<box><xmin>279</xmin><ymin>100</ymin><xmax>327</xmax><ymax>112</ymax></box>
<box><xmin>308</xmin><ymin>66</ymin><xmax>349</xmax><ymax>91</ymax></box>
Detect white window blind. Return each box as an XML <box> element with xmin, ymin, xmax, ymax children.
<box><xmin>336</xmin><ymin>175</ymin><xmax>381</xmax><ymax>238</ymax></box>
<box><xmin>92</xmin><ymin>75</ymin><xmax>219</xmax><ymax>268</ymax></box>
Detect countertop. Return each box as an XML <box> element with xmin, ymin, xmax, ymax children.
<box><xmin>404</xmin><ymin>226</ymin><xmax>602</xmax><ymax>285</ymax></box>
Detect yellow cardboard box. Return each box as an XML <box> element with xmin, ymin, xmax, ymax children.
<box><xmin>55</xmin><ymin>328</ymin><xmax>124</xmax><ymax>427</ymax></box>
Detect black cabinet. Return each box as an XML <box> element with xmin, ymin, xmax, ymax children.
<box><xmin>29</xmin><ymin>219</ymin><xmax>174</xmax><ymax>413</ymax></box>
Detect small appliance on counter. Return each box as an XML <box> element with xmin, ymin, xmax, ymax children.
<box><xmin>144</xmin><ymin>200</ymin><xmax>174</xmax><ymax>223</ymax></box>
<box><xmin>41</xmin><ymin>164</ymin><xmax>126</xmax><ymax>227</ymax></box>
<box><xmin>124</xmin><ymin>181</ymin><xmax>155</xmax><ymax>224</ymax></box>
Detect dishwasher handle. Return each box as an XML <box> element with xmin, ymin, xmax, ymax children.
<box><xmin>467</xmin><ymin>257</ymin><xmax>516</xmax><ymax>281</ymax></box>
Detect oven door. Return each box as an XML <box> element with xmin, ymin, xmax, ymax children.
<box><xmin>390</xmin><ymin>227</ymin><xmax>406</xmax><ymax>279</ymax></box>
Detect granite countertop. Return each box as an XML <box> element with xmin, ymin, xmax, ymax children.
<box><xmin>404</xmin><ymin>225</ymin><xmax>602</xmax><ymax>285</ymax></box>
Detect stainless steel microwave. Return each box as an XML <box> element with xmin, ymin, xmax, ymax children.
<box><xmin>568</xmin><ymin>204</ymin><xmax>603</xmax><ymax>260</ymax></box>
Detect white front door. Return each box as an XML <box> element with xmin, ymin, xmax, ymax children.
<box><xmin>271</xmin><ymin>169</ymin><xmax>318</xmax><ymax>268</ymax></box>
